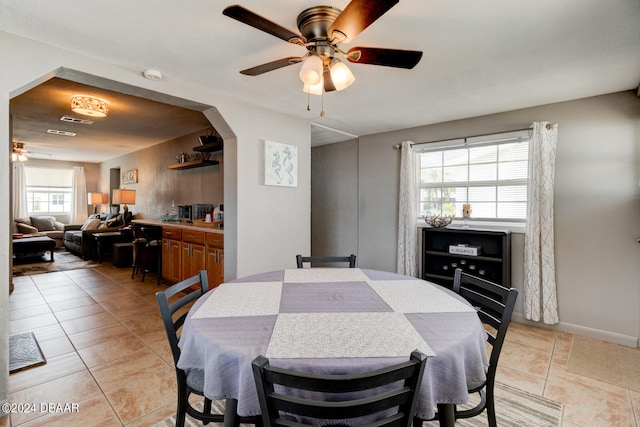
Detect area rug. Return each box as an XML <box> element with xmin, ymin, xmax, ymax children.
<box><xmin>12</xmin><ymin>249</ymin><xmax>99</xmax><ymax>277</ymax></box>
<box><xmin>153</xmin><ymin>383</ymin><xmax>563</xmax><ymax>427</ymax></box>
<box><xmin>566</xmin><ymin>335</ymin><xmax>640</xmax><ymax>393</ymax></box>
<box><xmin>9</xmin><ymin>332</ymin><xmax>47</xmax><ymax>373</ymax></box>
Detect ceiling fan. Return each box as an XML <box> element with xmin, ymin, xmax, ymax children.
<box><xmin>223</xmin><ymin>0</ymin><xmax>423</xmax><ymax>94</ymax></box>
<box><xmin>12</xmin><ymin>142</ymin><xmax>52</xmax><ymax>162</ymax></box>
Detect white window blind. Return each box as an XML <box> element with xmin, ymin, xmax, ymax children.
<box><xmin>417</xmin><ymin>130</ymin><xmax>530</xmax><ymax>222</ymax></box>
<box><xmin>25</xmin><ymin>167</ymin><xmax>73</xmax><ymax>215</ymax></box>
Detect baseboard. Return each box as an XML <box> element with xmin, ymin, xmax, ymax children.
<box><xmin>512</xmin><ymin>312</ymin><xmax>639</xmax><ymax>348</ymax></box>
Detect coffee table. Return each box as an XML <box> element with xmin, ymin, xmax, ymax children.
<box><xmin>12</xmin><ymin>236</ymin><xmax>56</xmax><ymax>261</ymax></box>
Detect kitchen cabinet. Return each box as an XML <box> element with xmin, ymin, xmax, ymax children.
<box><xmin>161</xmin><ymin>225</ymin><xmax>223</xmax><ymax>288</ymax></box>
<box><xmin>206</xmin><ymin>232</ymin><xmax>224</xmax><ymax>288</ymax></box>
<box><xmin>162</xmin><ymin>227</ymin><xmax>182</xmax><ymax>283</ymax></box>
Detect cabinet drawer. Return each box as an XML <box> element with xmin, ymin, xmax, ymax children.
<box><xmin>206</xmin><ymin>232</ymin><xmax>224</xmax><ymax>247</ymax></box>
<box><xmin>182</xmin><ymin>230</ymin><xmax>205</xmax><ymax>245</ymax></box>
<box><xmin>162</xmin><ymin>227</ymin><xmax>182</xmax><ymax>240</ymax></box>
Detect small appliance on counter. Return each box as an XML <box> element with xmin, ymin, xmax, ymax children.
<box><xmin>213</xmin><ymin>204</ymin><xmax>224</xmax><ymax>222</ymax></box>
<box><xmin>178</xmin><ymin>205</ymin><xmax>192</xmax><ymax>222</ymax></box>
<box><xmin>192</xmin><ymin>204</ymin><xmax>214</xmax><ymax>221</ymax></box>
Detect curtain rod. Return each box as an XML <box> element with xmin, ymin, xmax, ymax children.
<box><xmin>392</xmin><ymin>124</ymin><xmax>555</xmax><ymax>150</ymax></box>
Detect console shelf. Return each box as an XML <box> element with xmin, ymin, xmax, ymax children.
<box><xmin>422</xmin><ymin>227</ymin><xmax>511</xmax><ymax>288</ymax></box>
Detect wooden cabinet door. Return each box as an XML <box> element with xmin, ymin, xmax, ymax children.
<box><xmin>162</xmin><ymin>238</ymin><xmax>181</xmax><ymax>283</ymax></box>
<box><xmin>182</xmin><ymin>242</ymin><xmax>206</xmax><ymax>279</ymax></box>
<box><xmin>206</xmin><ymin>247</ymin><xmax>224</xmax><ymax>288</ymax></box>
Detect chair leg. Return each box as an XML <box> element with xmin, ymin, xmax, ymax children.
<box><xmin>202</xmin><ymin>398</ymin><xmax>212</xmax><ymax>425</ymax></box>
<box><xmin>486</xmin><ymin>388</ymin><xmax>497</xmax><ymax>427</ymax></box>
<box><xmin>176</xmin><ymin>377</ymin><xmax>189</xmax><ymax>427</ymax></box>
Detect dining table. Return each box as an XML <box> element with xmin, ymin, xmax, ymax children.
<box><xmin>177</xmin><ymin>268</ymin><xmax>489</xmax><ymax>427</ymax></box>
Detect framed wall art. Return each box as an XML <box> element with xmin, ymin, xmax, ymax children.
<box><xmin>263</xmin><ymin>140</ymin><xmax>298</xmax><ymax>187</ymax></box>
<box><xmin>122</xmin><ymin>169</ymin><xmax>138</xmax><ymax>184</ymax></box>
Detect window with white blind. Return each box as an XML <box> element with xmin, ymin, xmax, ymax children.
<box><xmin>418</xmin><ymin>130</ymin><xmax>530</xmax><ymax>222</ymax></box>
<box><xmin>24</xmin><ymin>167</ymin><xmax>73</xmax><ymax>215</ymax></box>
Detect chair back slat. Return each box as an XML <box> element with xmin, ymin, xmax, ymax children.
<box><xmin>296</xmin><ymin>254</ymin><xmax>356</xmax><ymax>268</ymax></box>
<box><xmin>253</xmin><ymin>351</ymin><xmax>427</xmax><ymax>427</ymax></box>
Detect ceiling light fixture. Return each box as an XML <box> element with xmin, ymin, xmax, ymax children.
<box><xmin>12</xmin><ymin>142</ymin><xmax>29</xmax><ymax>162</ymax></box>
<box><xmin>70</xmin><ymin>95</ymin><xmax>109</xmax><ymax>118</ymax></box>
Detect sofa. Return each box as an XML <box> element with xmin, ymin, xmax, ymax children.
<box><xmin>14</xmin><ymin>216</ymin><xmax>66</xmax><ymax>248</ymax></box>
<box><xmin>63</xmin><ymin>212</ymin><xmax>132</xmax><ymax>259</ymax></box>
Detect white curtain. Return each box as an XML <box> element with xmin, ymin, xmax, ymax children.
<box><xmin>397</xmin><ymin>141</ymin><xmax>418</xmax><ymax>276</ymax></box>
<box><xmin>70</xmin><ymin>166</ymin><xmax>88</xmax><ymax>224</ymax></box>
<box><xmin>524</xmin><ymin>122</ymin><xmax>559</xmax><ymax>324</ymax></box>
<box><xmin>12</xmin><ymin>162</ymin><xmax>28</xmax><ymax>219</ymax></box>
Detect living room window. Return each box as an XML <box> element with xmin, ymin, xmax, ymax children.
<box><xmin>24</xmin><ymin>167</ymin><xmax>73</xmax><ymax>215</ymax></box>
<box><xmin>417</xmin><ymin>130</ymin><xmax>530</xmax><ymax>223</ymax></box>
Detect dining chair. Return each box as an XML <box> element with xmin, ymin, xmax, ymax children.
<box><xmin>252</xmin><ymin>350</ymin><xmax>428</xmax><ymax>427</ymax></box>
<box><xmin>295</xmin><ymin>254</ymin><xmax>356</xmax><ymax>268</ymax></box>
<box><xmin>130</xmin><ymin>223</ymin><xmax>147</xmax><ymax>279</ymax></box>
<box><xmin>414</xmin><ymin>268</ymin><xmax>518</xmax><ymax>427</ymax></box>
<box><xmin>155</xmin><ymin>270</ymin><xmax>221</xmax><ymax>427</ymax></box>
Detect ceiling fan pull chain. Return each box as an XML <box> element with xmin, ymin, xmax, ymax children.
<box><xmin>320</xmin><ymin>91</ymin><xmax>325</xmax><ymax>117</ymax></box>
<box><xmin>307</xmin><ymin>91</ymin><xmax>311</xmax><ymax>111</ymax></box>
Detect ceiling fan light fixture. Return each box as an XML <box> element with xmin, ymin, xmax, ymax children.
<box><xmin>299</xmin><ymin>54</ymin><xmax>323</xmax><ymax>85</ymax></box>
<box><xmin>303</xmin><ymin>78</ymin><xmax>323</xmax><ymax>96</ymax></box>
<box><xmin>70</xmin><ymin>95</ymin><xmax>109</xmax><ymax>118</ymax></box>
<box><xmin>330</xmin><ymin>59</ymin><xmax>355</xmax><ymax>91</ymax></box>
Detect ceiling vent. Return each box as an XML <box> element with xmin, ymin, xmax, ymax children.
<box><xmin>60</xmin><ymin>115</ymin><xmax>94</xmax><ymax>125</ymax></box>
<box><xmin>47</xmin><ymin>129</ymin><xmax>77</xmax><ymax>137</ymax></box>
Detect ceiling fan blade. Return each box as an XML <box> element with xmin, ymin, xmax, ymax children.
<box><xmin>328</xmin><ymin>0</ymin><xmax>398</xmax><ymax>44</ymax></box>
<box><xmin>223</xmin><ymin>5</ymin><xmax>306</xmax><ymax>45</ymax></box>
<box><xmin>346</xmin><ymin>47</ymin><xmax>423</xmax><ymax>69</ymax></box>
<box><xmin>323</xmin><ymin>67</ymin><xmax>336</xmax><ymax>92</ymax></box>
<box><xmin>240</xmin><ymin>57</ymin><xmax>303</xmax><ymax>76</ymax></box>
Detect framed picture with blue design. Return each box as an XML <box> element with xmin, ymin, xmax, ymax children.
<box><xmin>263</xmin><ymin>140</ymin><xmax>298</xmax><ymax>187</ymax></box>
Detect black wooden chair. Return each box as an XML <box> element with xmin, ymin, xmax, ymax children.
<box><xmin>130</xmin><ymin>223</ymin><xmax>147</xmax><ymax>279</ymax></box>
<box><xmin>155</xmin><ymin>271</ymin><xmax>221</xmax><ymax>427</ymax></box>
<box><xmin>253</xmin><ymin>350</ymin><xmax>428</xmax><ymax>427</ymax></box>
<box><xmin>295</xmin><ymin>254</ymin><xmax>356</xmax><ymax>268</ymax></box>
<box><xmin>413</xmin><ymin>268</ymin><xmax>518</xmax><ymax>427</ymax></box>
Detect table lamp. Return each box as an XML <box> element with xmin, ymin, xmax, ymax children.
<box><xmin>88</xmin><ymin>192</ymin><xmax>104</xmax><ymax>215</ymax></box>
<box><xmin>112</xmin><ymin>189</ymin><xmax>136</xmax><ymax>225</ymax></box>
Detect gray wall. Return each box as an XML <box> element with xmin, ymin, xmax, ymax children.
<box><xmin>313</xmin><ymin>91</ymin><xmax>640</xmax><ymax>346</ymax></box>
<box><xmin>311</xmin><ymin>139</ymin><xmax>359</xmax><ymax>258</ymax></box>
<box><xmin>99</xmin><ymin>129</ymin><xmax>222</xmax><ymax>220</ymax></box>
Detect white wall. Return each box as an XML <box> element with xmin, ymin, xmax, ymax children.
<box><xmin>314</xmin><ymin>91</ymin><xmax>640</xmax><ymax>347</ymax></box>
<box><xmin>0</xmin><ymin>31</ymin><xmax>311</xmax><ymax>406</ymax></box>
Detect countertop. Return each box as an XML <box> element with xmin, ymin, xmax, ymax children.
<box><xmin>131</xmin><ymin>219</ymin><xmax>224</xmax><ymax>234</ymax></box>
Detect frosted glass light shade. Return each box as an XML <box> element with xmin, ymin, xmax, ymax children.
<box><xmin>330</xmin><ymin>60</ymin><xmax>355</xmax><ymax>91</ymax></box>
<box><xmin>303</xmin><ymin>78</ymin><xmax>323</xmax><ymax>95</ymax></box>
<box><xmin>299</xmin><ymin>55</ymin><xmax>323</xmax><ymax>85</ymax></box>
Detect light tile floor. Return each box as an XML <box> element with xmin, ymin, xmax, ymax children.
<box><xmin>3</xmin><ymin>263</ymin><xmax>640</xmax><ymax>426</ymax></box>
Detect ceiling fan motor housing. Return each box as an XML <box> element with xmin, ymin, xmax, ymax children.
<box><xmin>297</xmin><ymin>6</ymin><xmax>341</xmax><ymax>42</ymax></box>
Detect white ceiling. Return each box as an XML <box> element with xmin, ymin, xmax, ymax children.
<box><xmin>2</xmin><ymin>0</ymin><xmax>639</xmax><ymax>161</ymax></box>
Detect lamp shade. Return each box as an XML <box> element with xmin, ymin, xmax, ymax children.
<box><xmin>88</xmin><ymin>192</ymin><xmax>103</xmax><ymax>205</ymax></box>
<box><xmin>112</xmin><ymin>189</ymin><xmax>122</xmax><ymax>204</ymax></box>
<box><xmin>299</xmin><ymin>54</ymin><xmax>323</xmax><ymax>85</ymax></box>
<box><xmin>330</xmin><ymin>59</ymin><xmax>355</xmax><ymax>91</ymax></box>
<box><xmin>120</xmin><ymin>189</ymin><xmax>136</xmax><ymax>205</ymax></box>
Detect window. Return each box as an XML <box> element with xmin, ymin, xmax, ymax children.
<box><xmin>418</xmin><ymin>130</ymin><xmax>530</xmax><ymax>222</ymax></box>
<box><xmin>24</xmin><ymin>167</ymin><xmax>73</xmax><ymax>215</ymax></box>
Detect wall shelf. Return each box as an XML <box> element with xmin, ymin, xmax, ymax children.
<box><xmin>193</xmin><ymin>140</ymin><xmax>223</xmax><ymax>153</ymax></box>
<box><xmin>167</xmin><ymin>159</ymin><xmax>220</xmax><ymax>170</ymax></box>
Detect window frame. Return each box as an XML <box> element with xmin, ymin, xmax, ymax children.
<box><xmin>416</xmin><ymin>130</ymin><xmax>530</xmax><ymax>227</ymax></box>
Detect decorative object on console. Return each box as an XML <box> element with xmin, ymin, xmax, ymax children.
<box><xmin>112</xmin><ymin>189</ymin><xmax>136</xmax><ymax>226</ymax></box>
<box><xmin>264</xmin><ymin>140</ymin><xmax>298</xmax><ymax>187</ymax></box>
<box><xmin>424</xmin><ymin>214</ymin><xmax>453</xmax><ymax>228</ymax></box>
<box><xmin>462</xmin><ymin>203</ymin><xmax>472</xmax><ymax>229</ymax></box>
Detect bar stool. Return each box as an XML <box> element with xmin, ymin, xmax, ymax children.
<box><xmin>131</xmin><ymin>224</ymin><xmax>147</xmax><ymax>279</ymax></box>
<box><xmin>140</xmin><ymin>226</ymin><xmax>162</xmax><ymax>285</ymax></box>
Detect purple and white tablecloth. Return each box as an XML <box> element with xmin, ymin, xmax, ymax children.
<box><xmin>177</xmin><ymin>268</ymin><xmax>488</xmax><ymax>420</ymax></box>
